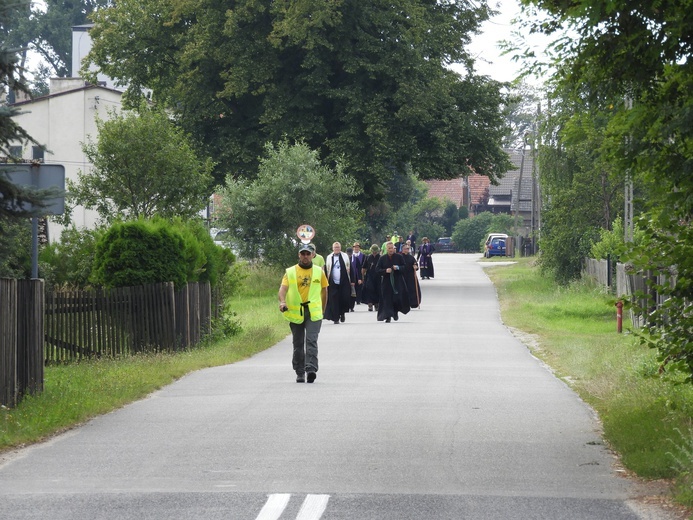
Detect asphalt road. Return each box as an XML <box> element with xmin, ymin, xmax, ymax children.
<box><xmin>0</xmin><ymin>254</ymin><xmax>669</xmax><ymax>519</ymax></box>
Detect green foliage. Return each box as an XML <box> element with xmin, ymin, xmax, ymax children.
<box><xmin>85</xmin><ymin>0</ymin><xmax>514</xmax><ymax>207</ymax></box>
<box><xmin>166</xmin><ymin>218</ymin><xmax>235</xmax><ymax>287</ymax></box>
<box><xmin>1</xmin><ymin>7</ymin><xmax>47</xmax><ymax>221</ymax></box>
<box><xmin>91</xmin><ymin>219</ymin><xmax>189</xmax><ymax>288</ymax></box>
<box><xmin>590</xmin><ymin>217</ymin><xmax>644</xmax><ymax>261</ymax></box>
<box><xmin>622</xmin><ymin>211</ymin><xmax>693</xmax><ymax>383</ymax></box>
<box><xmin>539</xmin><ymin>190</ymin><xmax>600</xmax><ymax>285</ymax></box>
<box><xmin>452</xmin><ymin>212</ymin><xmax>513</xmax><ymax>253</ymax></box>
<box><xmin>69</xmin><ymin>104</ymin><xmax>214</xmax><ymax>224</ymax></box>
<box><xmin>88</xmin><ymin>218</ymin><xmax>235</xmax><ymax>290</ymax></box>
<box><xmin>1</xmin><ymin>0</ymin><xmax>110</xmax><ymax>79</ymax></box>
<box><xmin>521</xmin><ymin>0</ymin><xmax>693</xmax><ymax>381</ymax></box>
<box><xmin>217</xmin><ymin>140</ymin><xmax>361</xmax><ymax>267</ymax></box>
<box><xmin>0</xmin><ymin>218</ymin><xmax>31</xmax><ymax>277</ymax></box>
<box><xmin>39</xmin><ymin>226</ymin><xmax>103</xmax><ymax>288</ymax></box>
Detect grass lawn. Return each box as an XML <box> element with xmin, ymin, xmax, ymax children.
<box><xmin>483</xmin><ymin>257</ymin><xmax>693</xmax><ymax>511</ymax></box>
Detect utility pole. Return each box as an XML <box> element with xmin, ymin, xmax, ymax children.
<box><xmin>624</xmin><ymin>96</ymin><xmax>634</xmax><ymax>242</ymax></box>
<box><xmin>514</xmin><ymin>133</ymin><xmax>528</xmax><ymax>255</ymax></box>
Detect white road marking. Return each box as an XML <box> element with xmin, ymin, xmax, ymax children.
<box><xmin>296</xmin><ymin>494</ymin><xmax>330</xmax><ymax>520</ymax></box>
<box><xmin>255</xmin><ymin>493</ymin><xmax>291</xmax><ymax>520</ymax></box>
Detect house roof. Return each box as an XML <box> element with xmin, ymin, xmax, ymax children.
<box><xmin>424</xmin><ymin>178</ymin><xmax>465</xmax><ymax>208</ymax></box>
<box><xmin>10</xmin><ymin>81</ymin><xmax>122</xmax><ymax>108</ymax></box>
<box><xmin>488</xmin><ymin>148</ymin><xmax>535</xmax><ymax>212</ymax></box>
<box><xmin>466</xmin><ymin>174</ymin><xmax>490</xmax><ymax>206</ymax></box>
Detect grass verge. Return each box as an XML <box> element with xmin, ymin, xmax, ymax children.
<box><xmin>0</xmin><ymin>263</ymin><xmax>288</xmax><ymax>452</ymax></box>
<box><xmin>484</xmin><ymin>257</ymin><xmax>693</xmax><ymax>511</ymax></box>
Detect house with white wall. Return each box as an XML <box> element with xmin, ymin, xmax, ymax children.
<box><xmin>8</xmin><ymin>78</ymin><xmax>124</xmax><ymax>242</ymax></box>
<box><xmin>4</xmin><ymin>25</ymin><xmax>125</xmax><ymax>242</ymax></box>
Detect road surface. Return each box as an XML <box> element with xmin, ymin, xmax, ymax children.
<box><xmin>0</xmin><ymin>254</ymin><xmax>671</xmax><ymax>519</ymax></box>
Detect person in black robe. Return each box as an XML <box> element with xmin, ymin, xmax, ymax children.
<box><xmin>361</xmin><ymin>244</ymin><xmax>381</xmax><ymax>312</ymax></box>
<box><xmin>401</xmin><ymin>243</ymin><xmax>421</xmax><ymax>308</ymax></box>
<box><xmin>345</xmin><ymin>247</ymin><xmax>361</xmax><ymax>312</ymax></box>
<box><xmin>376</xmin><ymin>242</ymin><xmax>411</xmax><ymax>323</ymax></box>
<box><xmin>417</xmin><ymin>237</ymin><xmax>435</xmax><ymax>279</ymax></box>
<box><xmin>324</xmin><ymin>242</ymin><xmax>352</xmax><ymax>324</ymax></box>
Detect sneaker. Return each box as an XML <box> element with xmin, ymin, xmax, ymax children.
<box><xmin>368</xmin><ymin>305</ymin><xmax>373</xmax><ymax>311</ymax></box>
<box><xmin>307</xmin><ymin>372</ymin><xmax>317</xmax><ymax>383</ymax></box>
<box><xmin>296</xmin><ymin>372</ymin><xmax>305</xmax><ymax>383</ymax></box>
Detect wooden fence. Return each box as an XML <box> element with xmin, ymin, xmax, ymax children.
<box><xmin>1</xmin><ymin>280</ymin><xmax>217</xmax><ymax>406</ymax></box>
<box><xmin>1</xmin><ymin>279</ymin><xmax>44</xmax><ymax>407</ymax></box>
<box><xmin>582</xmin><ymin>258</ymin><xmax>673</xmax><ymax>328</ymax></box>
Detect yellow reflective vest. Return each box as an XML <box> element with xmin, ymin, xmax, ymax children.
<box><xmin>284</xmin><ymin>265</ymin><xmax>324</xmax><ymax>323</ymax></box>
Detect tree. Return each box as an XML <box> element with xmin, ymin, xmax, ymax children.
<box><xmin>69</xmin><ymin>105</ymin><xmax>214</xmax><ymax>224</ymax></box>
<box><xmin>523</xmin><ymin>0</ymin><xmax>693</xmax><ymax>379</ymax></box>
<box><xmin>1</xmin><ymin>3</ymin><xmax>51</xmax><ymax>272</ymax></box>
<box><xmin>453</xmin><ymin>211</ymin><xmax>492</xmax><ymax>253</ymax></box>
<box><xmin>502</xmin><ymin>81</ymin><xmax>542</xmax><ymax>150</ymax></box>
<box><xmin>217</xmin><ymin>140</ymin><xmax>361</xmax><ymax>267</ymax></box>
<box><xmin>85</xmin><ymin>0</ymin><xmax>514</xmax><ymax>207</ymax></box>
<box><xmin>2</xmin><ymin>0</ymin><xmax>110</xmax><ymax>81</ymax></box>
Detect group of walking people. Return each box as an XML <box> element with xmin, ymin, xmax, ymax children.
<box><xmin>278</xmin><ymin>234</ymin><xmax>436</xmax><ymax>383</ymax></box>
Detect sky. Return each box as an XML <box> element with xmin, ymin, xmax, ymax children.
<box><xmin>467</xmin><ymin>0</ymin><xmax>522</xmax><ymax>82</ymax></box>
<box><xmin>463</xmin><ymin>0</ymin><xmax>550</xmax><ymax>84</ymax></box>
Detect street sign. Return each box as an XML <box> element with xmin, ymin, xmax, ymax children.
<box><xmin>296</xmin><ymin>224</ymin><xmax>315</xmax><ymax>244</ymax></box>
<box><xmin>0</xmin><ymin>163</ymin><xmax>66</xmax><ymax>215</ymax></box>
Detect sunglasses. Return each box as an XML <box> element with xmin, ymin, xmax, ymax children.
<box><xmin>299</xmin><ymin>251</ymin><xmax>312</xmax><ymax>255</ymax></box>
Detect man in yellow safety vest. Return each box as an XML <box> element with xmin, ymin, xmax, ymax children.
<box><xmin>278</xmin><ymin>243</ymin><xmax>329</xmax><ymax>383</ymax></box>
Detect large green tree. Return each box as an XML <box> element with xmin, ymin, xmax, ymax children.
<box><xmin>217</xmin><ymin>140</ymin><xmax>361</xmax><ymax>266</ymax></box>
<box><xmin>85</xmin><ymin>0</ymin><xmax>514</xmax><ymax>207</ymax></box>
<box><xmin>69</xmin><ymin>105</ymin><xmax>214</xmax><ymax>224</ymax></box>
<box><xmin>2</xmin><ymin>0</ymin><xmax>110</xmax><ymax>81</ymax></box>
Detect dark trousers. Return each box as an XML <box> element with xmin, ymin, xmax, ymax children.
<box><xmin>289</xmin><ymin>306</ymin><xmax>321</xmax><ymax>373</ymax></box>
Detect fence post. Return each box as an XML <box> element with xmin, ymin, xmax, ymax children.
<box><xmin>0</xmin><ymin>279</ymin><xmax>18</xmax><ymax>407</ymax></box>
<box><xmin>17</xmin><ymin>279</ymin><xmax>44</xmax><ymax>399</ymax></box>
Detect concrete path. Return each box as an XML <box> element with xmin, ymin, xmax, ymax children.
<box><xmin>0</xmin><ymin>254</ymin><xmax>668</xmax><ymax>519</ymax></box>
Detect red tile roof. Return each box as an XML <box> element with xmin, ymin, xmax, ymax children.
<box><xmin>424</xmin><ymin>179</ymin><xmax>465</xmax><ymax>208</ymax></box>
<box><xmin>467</xmin><ymin>174</ymin><xmax>490</xmax><ymax>207</ymax></box>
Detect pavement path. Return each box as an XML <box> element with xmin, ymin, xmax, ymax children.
<box><xmin>0</xmin><ymin>254</ymin><xmax>672</xmax><ymax>519</ymax></box>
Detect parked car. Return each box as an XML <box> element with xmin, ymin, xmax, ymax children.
<box><xmin>483</xmin><ymin>233</ymin><xmax>508</xmax><ymax>257</ymax></box>
<box><xmin>485</xmin><ymin>237</ymin><xmax>506</xmax><ymax>257</ymax></box>
<box><xmin>435</xmin><ymin>237</ymin><xmax>457</xmax><ymax>253</ymax></box>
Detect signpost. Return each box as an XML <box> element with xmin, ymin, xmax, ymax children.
<box><xmin>0</xmin><ymin>163</ymin><xmax>66</xmax><ymax>278</ymax></box>
<box><xmin>296</xmin><ymin>224</ymin><xmax>315</xmax><ymax>244</ymax></box>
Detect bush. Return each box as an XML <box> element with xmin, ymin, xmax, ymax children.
<box><xmin>91</xmin><ymin>219</ymin><xmax>190</xmax><ymax>288</ymax></box>
<box><xmin>453</xmin><ymin>212</ymin><xmax>491</xmax><ymax>252</ymax></box>
<box><xmin>39</xmin><ymin>226</ymin><xmax>103</xmax><ymax>288</ymax></box>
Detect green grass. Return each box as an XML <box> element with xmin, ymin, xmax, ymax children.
<box><xmin>486</xmin><ymin>258</ymin><xmax>693</xmax><ymax>510</ymax></box>
<box><xmin>0</xmin><ymin>263</ymin><xmax>288</xmax><ymax>451</ymax></box>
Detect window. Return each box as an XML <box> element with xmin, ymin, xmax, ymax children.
<box><xmin>32</xmin><ymin>146</ymin><xmax>44</xmax><ymax>161</ymax></box>
<box><xmin>9</xmin><ymin>145</ymin><xmax>22</xmax><ymax>158</ymax></box>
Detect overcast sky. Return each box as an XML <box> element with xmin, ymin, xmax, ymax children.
<box><xmin>463</xmin><ymin>0</ymin><xmax>550</xmax><ymax>84</ymax></box>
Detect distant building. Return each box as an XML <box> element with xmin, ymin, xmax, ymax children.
<box><xmin>424</xmin><ymin>148</ymin><xmax>538</xmax><ymax>236</ymax></box>
<box><xmin>3</xmin><ymin>25</ymin><xmax>126</xmax><ymax>242</ymax></box>
<box><xmin>7</xmin><ymin>79</ymin><xmax>124</xmax><ymax>241</ymax></box>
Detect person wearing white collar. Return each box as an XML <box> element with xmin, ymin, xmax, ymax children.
<box><xmin>324</xmin><ymin>242</ymin><xmax>352</xmax><ymax>324</ymax></box>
